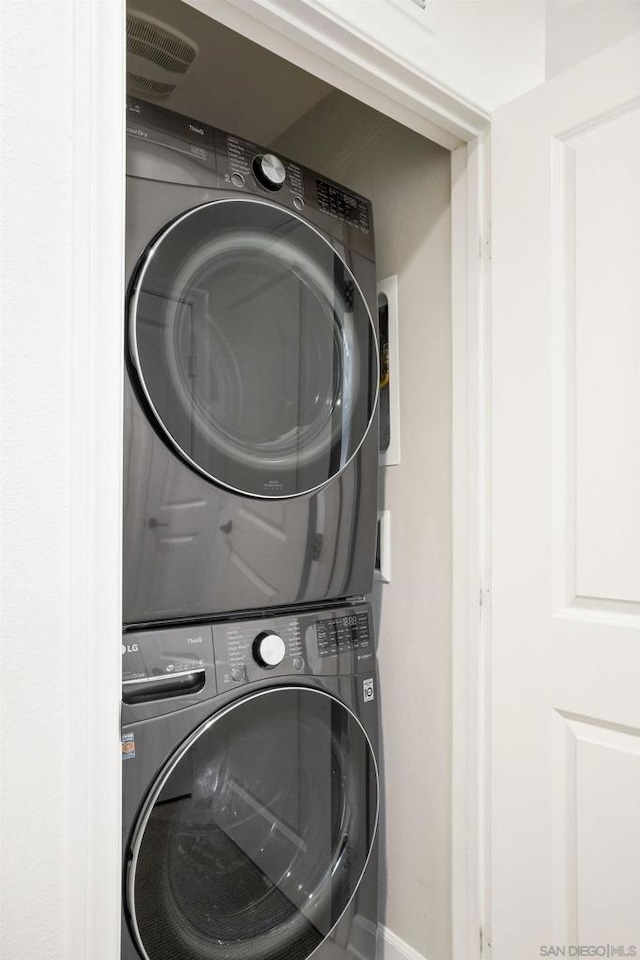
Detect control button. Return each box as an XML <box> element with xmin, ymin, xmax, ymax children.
<box><xmin>253</xmin><ymin>631</ymin><xmax>286</xmax><ymax>668</ymax></box>
<box><xmin>230</xmin><ymin>172</ymin><xmax>245</xmax><ymax>188</ymax></box>
<box><xmin>293</xmin><ymin>656</ymin><xmax>304</xmax><ymax>671</ymax></box>
<box><xmin>293</xmin><ymin>196</ymin><xmax>305</xmax><ymax>211</ymax></box>
<box><xmin>253</xmin><ymin>153</ymin><xmax>286</xmax><ymax>191</ymax></box>
<box><xmin>231</xmin><ymin>666</ymin><xmax>245</xmax><ymax>682</ymax></box>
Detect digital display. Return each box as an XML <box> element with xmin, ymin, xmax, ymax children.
<box><xmin>316</xmin><ymin>612</ymin><xmax>371</xmax><ymax>658</ymax></box>
<box><xmin>316</xmin><ymin>179</ymin><xmax>370</xmax><ymax>233</ymax></box>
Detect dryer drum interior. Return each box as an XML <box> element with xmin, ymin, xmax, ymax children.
<box><xmin>127</xmin><ymin>687</ymin><xmax>379</xmax><ymax>960</ymax></box>
<box><xmin>128</xmin><ymin>198</ymin><xmax>379</xmax><ymax>499</ymax></box>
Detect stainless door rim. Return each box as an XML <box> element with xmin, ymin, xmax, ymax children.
<box><xmin>127</xmin><ymin>196</ymin><xmax>380</xmax><ymax>500</ymax></box>
<box><xmin>126</xmin><ymin>684</ymin><xmax>380</xmax><ymax>960</ymax></box>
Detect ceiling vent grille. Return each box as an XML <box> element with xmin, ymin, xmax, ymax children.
<box><xmin>127</xmin><ymin>72</ymin><xmax>176</xmax><ymax>101</ymax></box>
<box><xmin>126</xmin><ymin>12</ymin><xmax>198</xmax><ymax>73</ymax></box>
<box><xmin>127</xmin><ymin>10</ymin><xmax>198</xmax><ymax>101</ymax></box>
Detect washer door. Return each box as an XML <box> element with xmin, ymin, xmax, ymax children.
<box><xmin>128</xmin><ymin>198</ymin><xmax>378</xmax><ymax>498</ymax></box>
<box><xmin>127</xmin><ymin>687</ymin><xmax>378</xmax><ymax>960</ymax></box>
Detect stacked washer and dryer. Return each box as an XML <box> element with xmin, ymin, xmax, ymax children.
<box><xmin>122</xmin><ymin>95</ymin><xmax>381</xmax><ymax>960</ymax></box>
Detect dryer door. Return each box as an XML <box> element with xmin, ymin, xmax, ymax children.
<box><xmin>127</xmin><ymin>687</ymin><xmax>378</xmax><ymax>960</ymax></box>
<box><xmin>128</xmin><ymin>198</ymin><xmax>378</xmax><ymax>499</ymax></box>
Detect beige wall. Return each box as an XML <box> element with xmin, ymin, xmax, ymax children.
<box><xmin>275</xmin><ymin>93</ymin><xmax>452</xmax><ymax>960</ymax></box>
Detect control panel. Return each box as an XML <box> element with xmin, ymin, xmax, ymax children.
<box><xmin>316</xmin><ymin>610</ymin><xmax>372</xmax><ymax>657</ymax></box>
<box><xmin>212</xmin><ymin>603</ymin><xmax>373</xmax><ymax>690</ymax></box>
<box><xmin>316</xmin><ymin>178</ymin><xmax>371</xmax><ymax>233</ymax></box>
<box><xmin>122</xmin><ymin>603</ymin><xmax>374</xmax><ymax>703</ymax></box>
<box><xmin>125</xmin><ymin>96</ymin><xmax>374</xmax><ymax>252</ymax></box>
<box><xmin>213</xmin><ymin>613</ymin><xmax>304</xmax><ymax>689</ymax></box>
<box><xmin>224</xmin><ymin>133</ymin><xmax>305</xmax><ymax>200</ymax></box>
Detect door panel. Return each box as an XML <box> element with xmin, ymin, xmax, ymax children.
<box><xmin>570</xmin><ymin>108</ymin><xmax>640</xmax><ymax>603</ymax></box>
<box><xmin>490</xmin><ymin>31</ymin><xmax>640</xmax><ymax>959</ymax></box>
<box><xmin>128</xmin><ymin>198</ymin><xmax>378</xmax><ymax>499</ymax></box>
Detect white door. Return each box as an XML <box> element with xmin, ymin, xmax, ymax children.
<box><xmin>490</xmin><ymin>31</ymin><xmax>640</xmax><ymax>960</ymax></box>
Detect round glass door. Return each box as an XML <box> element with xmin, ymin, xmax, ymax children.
<box><xmin>128</xmin><ymin>198</ymin><xmax>378</xmax><ymax>498</ymax></box>
<box><xmin>127</xmin><ymin>687</ymin><xmax>378</xmax><ymax>960</ymax></box>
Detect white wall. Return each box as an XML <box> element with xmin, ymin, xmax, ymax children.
<box><xmin>276</xmin><ymin>93</ymin><xmax>453</xmax><ymax>960</ymax></box>
<box><xmin>546</xmin><ymin>1</ymin><xmax>640</xmax><ymax>79</ymax></box>
<box><xmin>0</xmin><ymin>4</ymin><xmax>74</xmax><ymax>950</ymax></box>
<box><xmin>0</xmin><ymin>3</ymin><xmax>123</xmax><ymax>958</ymax></box>
<box><xmin>301</xmin><ymin>0</ymin><xmax>546</xmax><ymax>112</ymax></box>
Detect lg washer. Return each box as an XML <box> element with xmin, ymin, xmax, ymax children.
<box><xmin>124</xmin><ymin>96</ymin><xmax>379</xmax><ymax>626</ymax></box>
<box><xmin>121</xmin><ymin>601</ymin><xmax>380</xmax><ymax>960</ymax></box>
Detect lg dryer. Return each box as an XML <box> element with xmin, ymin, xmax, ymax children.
<box><xmin>124</xmin><ymin>96</ymin><xmax>379</xmax><ymax>626</ymax></box>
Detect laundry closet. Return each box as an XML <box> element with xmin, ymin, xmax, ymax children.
<box><xmin>7</xmin><ymin>3</ymin><xmax>640</xmax><ymax>959</ymax></box>
<box><xmin>124</xmin><ymin>2</ymin><xmax>453</xmax><ymax>958</ymax></box>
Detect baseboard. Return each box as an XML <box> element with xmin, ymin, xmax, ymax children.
<box><xmin>378</xmin><ymin>925</ymin><xmax>429</xmax><ymax>960</ymax></box>
<box><xmin>348</xmin><ymin>915</ymin><xmax>378</xmax><ymax>960</ymax></box>
<box><xmin>347</xmin><ymin>916</ymin><xmax>428</xmax><ymax>960</ymax></box>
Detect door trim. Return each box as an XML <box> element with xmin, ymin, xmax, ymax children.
<box><xmin>451</xmin><ymin>135</ymin><xmax>491</xmax><ymax>960</ymax></box>
<box><xmin>68</xmin><ymin>3</ymin><xmax>125</xmax><ymax>959</ymax></box>
<box><xmin>74</xmin><ymin>1</ymin><xmax>488</xmax><ymax>958</ymax></box>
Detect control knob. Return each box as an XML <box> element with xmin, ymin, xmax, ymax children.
<box><xmin>253</xmin><ymin>153</ymin><xmax>286</xmax><ymax>191</ymax></box>
<box><xmin>253</xmin><ymin>631</ymin><xmax>286</xmax><ymax>668</ymax></box>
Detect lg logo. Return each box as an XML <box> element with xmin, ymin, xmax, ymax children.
<box><xmin>121</xmin><ymin>643</ymin><xmax>139</xmax><ymax>655</ymax></box>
